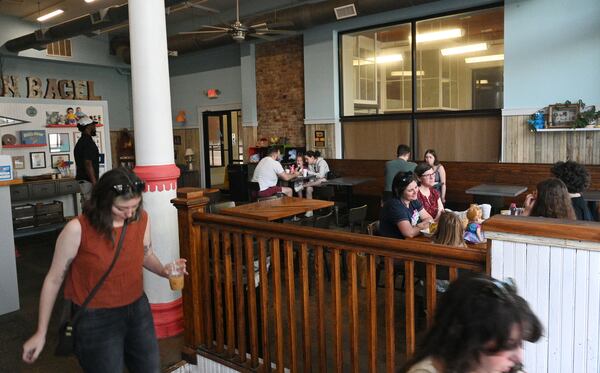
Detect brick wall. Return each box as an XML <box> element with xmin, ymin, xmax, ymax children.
<box><xmin>256</xmin><ymin>36</ymin><xmax>305</xmax><ymax>147</ymax></box>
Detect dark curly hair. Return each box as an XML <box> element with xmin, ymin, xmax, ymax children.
<box><xmin>399</xmin><ymin>273</ymin><xmax>543</xmax><ymax>373</ymax></box>
<box><xmin>550</xmin><ymin>160</ymin><xmax>590</xmax><ymax>193</ymax></box>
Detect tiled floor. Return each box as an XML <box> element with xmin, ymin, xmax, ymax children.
<box><xmin>0</xmin><ymin>232</ymin><xmax>184</xmax><ymax>372</ymax></box>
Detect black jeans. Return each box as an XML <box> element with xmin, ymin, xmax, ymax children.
<box><xmin>73</xmin><ymin>294</ymin><xmax>160</xmax><ymax>373</ymax></box>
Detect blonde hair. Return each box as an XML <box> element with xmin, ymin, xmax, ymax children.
<box><xmin>432</xmin><ymin>212</ymin><xmax>466</xmax><ymax>247</ymax></box>
<box><xmin>466</xmin><ymin>204</ymin><xmax>482</xmax><ymax>222</ymax></box>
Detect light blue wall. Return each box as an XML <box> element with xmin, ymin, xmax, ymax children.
<box><xmin>504</xmin><ymin>0</ymin><xmax>600</xmax><ymax>108</ymax></box>
<box><xmin>170</xmin><ymin>65</ymin><xmax>242</xmax><ymax>126</ymax></box>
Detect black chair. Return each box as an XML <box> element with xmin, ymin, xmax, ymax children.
<box><xmin>249</xmin><ymin>182</ymin><xmax>260</xmax><ymax>202</ymax></box>
<box><xmin>313</xmin><ymin>210</ymin><xmax>333</xmax><ymax>229</ymax></box>
<box><xmin>348</xmin><ymin>204</ymin><xmax>368</xmax><ymax>233</ymax></box>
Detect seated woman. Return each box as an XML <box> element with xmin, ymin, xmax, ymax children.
<box><xmin>293</xmin><ymin>153</ymin><xmax>308</xmax><ymax>196</ymax></box>
<box><xmin>303</xmin><ymin>150</ymin><xmax>330</xmax><ymax>199</ymax></box>
<box><xmin>379</xmin><ymin>171</ymin><xmax>433</xmax><ymax>239</ymax></box>
<box><xmin>522</xmin><ymin>178</ymin><xmax>576</xmax><ymax>219</ymax></box>
<box><xmin>431</xmin><ymin>212</ymin><xmax>466</xmax><ymax>248</ymax></box>
<box><xmin>415</xmin><ymin>163</ymin><xmax>444</xmax><ymax>222</ymax></box>
<box><xmin>551</xmin><ymin>160</ymin><xmax>593</xmax><ymax>220</ymax></box>
<box><xmin>424</xmin><ymin>149</ymin><xmax>447</xmax><ymax>204</ymax></box>
<box><xmin>400</xmin><ymin>273</ymin><xmax>542</xmax><ymax>373</ymax></box>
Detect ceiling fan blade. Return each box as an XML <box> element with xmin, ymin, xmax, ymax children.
<box><xmin>185</xmin><ymin>1</ymin><xmax>220</xmax><ymax>13</ymax></box>
<box><xmin>201</xmin><ymin>33</ymin><xmax>232</xmax><ymax>42</ymax></box>
<box><xmin>249</xmin><ymin>33</ymin><xmax>276</xmax><ymax>41</ymax></box>
<box><xmin>249</xmin><ymin>22</ymin><xmax>268</xmax><ymax>29</ymax></box>
<box><xmin>199</xmin><ymin>25</ymin><xmax>231</xmax><ymax>31</ymax></box>
<box><xmin>179</xmin><ymin>30</ymin><xmax>228</xmax><ymax>35</ymax></box>
<box><xmin>256</xmin><ymin>29</ymin><xmax>297</xmax><ymax>35</ymax></box>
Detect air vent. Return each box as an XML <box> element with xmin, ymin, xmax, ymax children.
<box><xmin>90</xmin><ymin>9</ymin><xmax>109</xmax><ymax>24</ymax></box>
<box><xmin>334</xmin><ymin>4</ymin><xmax>357</xmax><ymax>20</ymax></box>
<box><xmin>46</xmin><ymin>39</ymin><xmax>72</xmax><ymax>57</ymax></box>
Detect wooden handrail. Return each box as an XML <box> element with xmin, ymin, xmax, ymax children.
<box><xmin>484</xmin><ymin>215</ymin><xmax>600</xmax><ymax>244</ymax></box>
<box><xmin>173</xmin><ymin>193</ymin><xmax>487</xmax><ymax>372</ymax></box>
<box><xmin>193</xmin><ymin>212</ymin><xmax>486</xmax><ymax>268</ymax></box>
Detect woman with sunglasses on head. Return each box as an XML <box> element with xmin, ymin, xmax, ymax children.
<box><xmin>424</xmin><ymin>149</ymin><xmax>447</xmax><ymax>204</ymax></box>
<box><xmin>379</xmin><ymin>171</ymin><xmax>434</xmax><ymax>239</ymax></box>
<box><xmin>23</xmin><ymin>167</ymin><xmax>186</xmax><ymax>372</ymax></box>
<box><xmin>400</xmin><ymin>273</ymin><xmax>543</xmax><ymax>373</ymax></box>
<box><xmin>522</xmin><ymin>178</ymin><xmax>576</xmax><ymax>220</ymax></box>
<box><xmin>415</xmin><ymin>162</ymin><xmax>444</xmax><ymax>222</ymax></box>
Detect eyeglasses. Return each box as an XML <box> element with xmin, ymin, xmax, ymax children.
<box><xmin>421</xmin><ymin>172</ymin><xmax>435</xmax><ymax>178</ymax></box>
<box><xmin>475</xmin><ymin>277</ymin><xmax>517</xmax><ymax>303</ymax></box>
<box><xmin>112</xmin><ymin>180</ymin><xmax>146</xmax><ymax>194</ymax></box>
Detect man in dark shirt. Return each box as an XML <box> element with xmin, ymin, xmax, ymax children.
<box><xmin>74</xmin><ymin>116</ymin><xmax>99</xmax><ymax>202</ymax></box>
<box><xmin>383</xmin><ymin>144</ymin><xmax>416</xmax><ymax>203</ymax></box>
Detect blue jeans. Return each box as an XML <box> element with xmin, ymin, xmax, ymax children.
<box><xmin>73</xmin><ymin>294</ymin><xmax>160</xmax><ymax>373</ymax></box>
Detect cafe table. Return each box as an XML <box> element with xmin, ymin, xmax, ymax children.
<box><xmin>321</xmin><ymin>176</ymin><xmax>375</xmax><ymax>208</ymax></box>
<box><xmin>465</xmin><ymin>183</ymin><xmax>528</xmax><ymax>213</ymax></box>
<box><xmin>220</xmin><ymin>196</ymin><xmax>334</xmax><ymax>222</ymax></box>
<box><xmin>582</xmin><ymin>190</ymin><xmax>600</xmax><ymax>202</ymax></box>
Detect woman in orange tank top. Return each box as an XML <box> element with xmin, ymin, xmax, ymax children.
<box><xmin>23</xmin><ymin>167</ymin><xmax>187</xmax><ymax>372</ymax></box>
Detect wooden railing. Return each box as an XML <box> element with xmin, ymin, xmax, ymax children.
<box><xmin>172</xmin><ymin>189</ymin><xmax>487</xmax><ymax>372</ymax></box>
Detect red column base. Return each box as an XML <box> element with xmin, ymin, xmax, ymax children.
<box><xmin>150</xmin><ymin>297</ymin><xmax>184</xmax><ymax>339</ymax></box>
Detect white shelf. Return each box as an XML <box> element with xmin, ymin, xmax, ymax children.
<box><xmin>535</xmin><ymin>127</ymin><xmax>600</xmax><ymax>132</ymax></box>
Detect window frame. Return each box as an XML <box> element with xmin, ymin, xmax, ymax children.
<box><xmin>338</xmin><ymin>2</ymin><xmax>504</xmax><ymax>121</ymax></box>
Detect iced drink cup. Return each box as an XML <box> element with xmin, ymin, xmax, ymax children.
<box><xmin>167</xmin><ymin>262</ymin><xmax>184</xmax><ymax>291</ymax></box>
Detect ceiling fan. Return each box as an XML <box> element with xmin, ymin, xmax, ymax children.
<box><xmin>178</xmin><ymin>0</ymin><xmax>295</xmax><ymax>42</ymax></box>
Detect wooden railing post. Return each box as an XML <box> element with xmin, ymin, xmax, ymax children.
<box><xmin>171</xmin><ymin>188</ymin><xmax>211</xmax><ymax>362</ymax></box>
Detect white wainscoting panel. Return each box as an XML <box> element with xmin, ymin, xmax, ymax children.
<box><xmin>169</xmin><ymin>355</ymin><xmax>239</xmax><ymax>373</ymax></box>
<box><xmin>490</xmin><ymin>234</ymin><xmax>600</xmax><ymax>373</ymax></box>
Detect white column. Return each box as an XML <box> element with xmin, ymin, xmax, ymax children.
<box><xmin>128</xmin><ymin>0</ymin><xmax>182</xmax><ymax>338</ymax></box>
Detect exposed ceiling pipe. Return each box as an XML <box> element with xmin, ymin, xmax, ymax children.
<box><xmin>3</xmin><ymin>0</ymin><xmax>189</xmax><ymax>53</ymax></box>
<box><xmin>165</xmin><ymin>0</ymin><xmax>440</xmax><ymax>56</ymax></box>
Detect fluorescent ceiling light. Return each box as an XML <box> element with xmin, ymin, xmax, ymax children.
<box><xmin>415</xmin><ymin>28</ymin><xmax>463</xmax><ymax>43</ymax></box>
<box><xmin>375</xmin><ymin>54</ymin><xmax>403</xmax><ymax>63</ymax></box>
<box><xmin>441</xmin><ymin>43</ymin><xmax>487</xmax><ymax>56</ymax></box>
<box><xmin>476</xmin><ymin>79</ymin><xmax>489</xmax><ymax>84</ymax></box>
<box><xmin>37</xmin><ymin>9</ymin><xmax>64</xmax><ymax>22</ymax></box>
<box><xmin>85</xmin><ymin>0</ymin><xmax>97</xmax><ymax>2</ymax></box>
<box><xmin>391</xmin><ymin>70</ymin><xmax>425</xmax><ymax>77</ymax></box>
<box><xmin>465</xmin><ymin>54</ymin><xmax>504</xmax><ymax>63</ymax></box>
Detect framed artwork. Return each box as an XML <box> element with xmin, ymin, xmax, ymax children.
<box><xmin>50</xmin><ymin>154</ymin><xmax>70</xmax><ymax>169</ymax></box>
<box><xmin>174</xmin><ymin>135</ymin><xmax>182</xmax><ymax>145</ymax></box>
<box><xmin>48</xmin><ymin>133</ymin><xmax>70</xmax><ymax>153</ymax></box>
<box><xmin>547</xmin><ymin>104</ymin><xmax>580</xmax><ymax>128</ymax></box>
<box><xmin>30</xmin><ymin>152</ymin><xmax>46</xmax><ymax>169</ymax></box>
<box><xmin>73</xmin><ymin>131</ymin><xmax>102</xmax><ymax>151</ymax></box>
<box><xmin>314</xmin><ymin>130</ymin><xmax>326</xmax><ymax>148</ymax></box>
<box><xmin>12</xmin><ymin>156</ymin><xmax>25</xmax><ymax>169</ymax></box>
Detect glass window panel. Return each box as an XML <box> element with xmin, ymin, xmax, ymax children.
<box><xmin>416</xmin><ymin>7</ymin><xmax>504</xmax><ymax>111</ymax></box>
<box><xmin>341</xmin><ymin>23</ymin><xmax>412</xmax><ymax>116</ymax></box>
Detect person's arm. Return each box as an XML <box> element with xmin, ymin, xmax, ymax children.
<box><xmin>418</xmin><ymin>207</ymin><xmax>434</xmax><ymax>226</ymax></box>
<box><xmin>438</xmin><ymin>165</ymin><xmax>447</xmax><ymax>203</ymax></box>
<box><xmin>435</xmin><ymin>197</ymin><xmax>444</xmax><ymax>221</ymax></box>
<box><xmin>23</xmin><ymin>220</ymin><xmax>82</xmax><ymax>363</ymax></box>
<box><xmin>84</xmin><ymin>159</ymin><xmax>97</xmax><ymax>184</ymax></box>
<box><xmin>396</xmin><ymin>220</ymin><xmax>423</xmax><ymax>238</ymax></box>
<box><xmin>277</xmin><ymin>170</ymin><xmax>300</xmax><ymax>181</ymax></box>
<box><xmin>142</xmin><ymin>216</ymin><xmax>186</xmax><ymax>277</ymax></box>
<box><xmin>522</xmin><ymin>193</ymin><xmax>536</xmax><ymax>216</ymax></box>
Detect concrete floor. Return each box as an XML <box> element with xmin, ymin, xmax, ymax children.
<box><xmin>0</xmin><ymin>232</ymin><xmax>184</xmax><ymax>372</ymax></box>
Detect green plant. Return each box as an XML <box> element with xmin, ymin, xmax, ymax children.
<box><xmin>561</xmin><ymin>100</ymin><xmax>600</xmax><ymax>128</ymax></box>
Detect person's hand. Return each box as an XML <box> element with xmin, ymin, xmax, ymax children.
<box><xmin>162</xmin><ymin>258</ymin><xmax>188</xmax><ymax>278</ymax></box>
<box><xmin>524</xmin><ymin>193</ymin><xmax>536</xmax><ymax>209</ymax></box>
<box><xmin>173</xmin><ymin>258</ymin><xmax>188</xmax><ymax>275</ymax></box>
<box><xmin>23</xmin><ymin>331</ymin><xmax>46</xmax><ymax>364</ymax></box>
<box><xmin>417</xmin><ymin>220</ymin><xmax>432</xmax><ymax>230</ymax></box>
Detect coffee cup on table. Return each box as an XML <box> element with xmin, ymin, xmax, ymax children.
<box><xmin>479</xmin><ymin>204</ymin><xmax>492</xmax><ymax>219</ymax></box>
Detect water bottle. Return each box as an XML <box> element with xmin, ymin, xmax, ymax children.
<box><xmin>509</xmin><ymin>203</ymin><xmax>517</xmax><ymax>216</ymax></box>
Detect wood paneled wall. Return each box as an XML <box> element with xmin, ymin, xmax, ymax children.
<box><xmin>241</xmin><ymin>126</ymin><xmax>257</xmax><ymax>162</ymax></box>
<box><xmin>343</xmin><ymin>120</ymin><xmax>411</xmax><ymax>159</ymax></box>
<box><xmin>417</xmin><ymin>116</ymin><xmax>501</xmax><ymax>162</ymax></box>
<box><xmin>305</xmin><ymin>123</ymin><xmax>335</xmax><ymax>158</ymax></box>
<box><xmin>504</xmin><ymin>115</ymin><xmax>600</xmax><ymax>164</ymax></box>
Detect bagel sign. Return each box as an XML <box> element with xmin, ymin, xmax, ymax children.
<box><xmin>1</xmin><ymin>75</ymin><xmax>102</xmax><ymax>100</ymax></box>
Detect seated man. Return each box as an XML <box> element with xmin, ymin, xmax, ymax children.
<box><xmin>252</xmin><ymin>145</ymin><xmax>299</xmax><ymax>198</ymax></box>
<box><xmin>383</xmin><ymin>144</ymin><xmax>416</xmax><ymax>204</ymax></box>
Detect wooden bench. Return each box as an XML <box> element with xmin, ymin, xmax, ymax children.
<box><xmin>326</xmin><ymin>159</ymin><xmax>600</xmax><ymax>219</ymax></box>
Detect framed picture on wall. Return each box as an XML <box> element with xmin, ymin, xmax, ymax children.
<box><xmin>50</xmin><ymin>154</ymin><xmax>70</xmax><ymax>169</ymax></box>
<box><xmin>547</xmin><ymin>104</ymin><xmax>580</xmax><ymax>128</ymax></box>
<box><xmin>48</xmin><ymin>133</ymin><xmax>70</xmax><ymax>153</ymax></box>
<box><xmin>12</xmin><ymin>156</ymin><xmax>25</xmax><ymax>169</ymax></box>
<box><xmin>30</xmin><ymin>152</ymin><xmax>46</xmax><ymax>169</ymax></box>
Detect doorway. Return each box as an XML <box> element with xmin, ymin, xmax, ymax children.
<box><xmin>202</xmin><ymin>110</ymin><xmax>243</xmax><ymax>188</ymax></box>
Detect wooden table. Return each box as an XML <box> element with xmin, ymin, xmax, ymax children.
<box><xmin>465</xmin><ymin>183</ymin><xmax>528</xmax><ymax>213</ymax></box>
<box><xmin>582</xmin><ymin>190</ymin><xmax>600</xmax><ymax>202</ymax></box>
<box><xmin>220</xmin><ymin>196</ymin><xmax>334</xmax><ymax>221</ymax></box>
<box><xmin>321</xmin><ymin>176</ymin><xmax>375</xmax><ymax>209</ymax></box>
